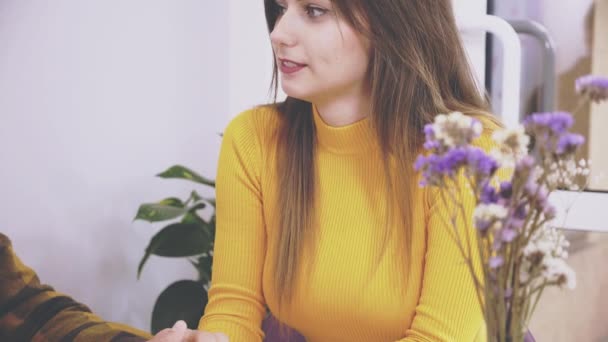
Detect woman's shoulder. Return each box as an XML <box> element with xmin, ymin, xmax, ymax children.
<box><xmin>228</xmin><ymin>104</ymin><xmax>281</xmax><ymax>128</ymax></box>
<box><xmin>222</xmin><ymin>104</ymin><xmax>282</xmax><ymax>150</ymax></box>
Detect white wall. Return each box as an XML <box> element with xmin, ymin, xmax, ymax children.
<box><xmin>228</xmin><ymin>0</ymin><xmax>282</xmax><ymax>117</ymax></box>
<box><xmin>0</xmin><ymin>0</ymin><xmax>228</xmax><ymax>331</ymax></box>
<box><xmin>0</xmin><ymin>0</ymin><xmax>488</xmax><ymax>333</ymax></box>
<box><xmin>452</xmin><ymin>0</ymin><xmax>488</xmax><ymax>92</ymax></box>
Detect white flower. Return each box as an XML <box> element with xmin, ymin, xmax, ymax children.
<box><xmin>474</xmin><ymin>203</ymin><xmax>508</xmax><ymax>231</ymax></box>
<box><xmin>474</xmin><ymin>203</ymin><xmax>508</xmax><ymax>221</ymax></box>
<box><xmin>542</xmin><ymin>257</ymin><xmax>577</xmax><ymax>289</ymax></box>
<box><xmin>492</xmin><ymin>125</ymin><xmax>530</xmax><ymax>153</ymax></box>
<box><xmin>491</xmin><ymin>125</ymin><xmax>530</xmax><ymax>168</ymax></box>
<box><xmin>524</xmin><ymin>225</ymin><xmax>569</xmax><ymax>259</ymax></box>
<box><xmin>431</xmin><ymin>112</ymin><xmax>482</xmax><ymax>148</ymax></box>
<box><xmin>522</xmin><ymin>225</ymin><xmax>576</xmax><ymax>289</ymax></box>
<box><xmin>544</xmin><ymin>158</ymin><xmax>590</xmax><ymax>190</ymax></box>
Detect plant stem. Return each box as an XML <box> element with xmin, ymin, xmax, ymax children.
<box><xmin>570</xmin><ymin>96</ymin><xmax>590</xmax><ymax>117</ymax></box>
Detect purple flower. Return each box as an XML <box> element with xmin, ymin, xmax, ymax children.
<box><xmin>489</xmin><ymin>256</ymin><xmax>504</xmax><ymax>269</ymax></box>
<box><xmin>416</xmin><ymin>151</ymin><xmax>464</xmax><ymax>186</ymax></box>
<box><xmin>524</xmin><ymin>181</ymin><xmax>547</xmax><ymax>201</ymax></box>
<box><xmin>476</xmin><ymin>219</ymin><xmax>493</xmax><ymax>233</ymax></box>
<box><xmin>543</xmin><ymin>203</ymin><xmax>557</xmax><ymax>220</ymax></box>
<box><xmin>415</xmin><ymin>154</ymin><xmax>444</xmax><ymax>186</ymax></box>
<box><xmin>481</xmin><ymin>183</ymin><xmax>499</xmax><ymax>204</ymax></box>
<box><xmin>524</xmin><ymin>181</ymin><xmax>537</xmax><ymax>195</ymax></box>
<box><xmin>514</xmin><ymin>203</ymin><xmax>528</xmax><ymax>220</ymax></box>
<box><xmin>524</xmin><ymin>181</ymin><xmax>556</xmax><ymax>220</ymax></box>
<box><xmin>575</xmin><ymin>74</ymin><xmax>608</xmax><ymax>103</ymax></box>
<box><xmin>556</xmin><ymin>133</ymin><xmax>585</xmax><ymax>155</ymax></box>
<box><xmin>424</xmin><ymin>124</ymin><xmax>435</xmax><ymax>140</ymax></box>
<box><xmin>499</xmin><ymin>181</ymin><xmax>513</xmax><ymax>199</ymax></box>
<box><xmin>442</xmin><ymin>148</ymin><xmax>469</xmax><ymax>173</ymax></box>
<box><xmin>524</xmin><ymin>112</ymin><xmax>573</xmax><ymax>135</ymax></box>
<box><xmin>423</xmin><ymin>124</ymin><xmax>441</xmax><ymax>150</ymax></box>
<box><xmin>535</xmin><ymin>185</ymin><xmax>549</xmax><ymax>206</ymax></box>
<box><xmin>414</xmin><ymin>155</ymin><xmax>427</xmax><ymax>172</ymax></box>
<box><xmin>416</xmin><ymin>147</ymin><xmax>498</xmax><ymax>187</ymax></box>
<box><xmin>423</xmin><ymin>140</ymin><xmax>441</xmax><ymax>150</ymax></box>
<box><xmin>501</xmin><ymin>228</ymin><xmax>518</xmax><ymax>242</ymax></box>
<box><xmin>515</xmin><ymin>155</ymin><xmax>535</xmax><ymax>173</ymax></box>
<box><xmin>505</xmin><ymin>217</ymin><xmax>525</xmax><ymax>231</ymax></box>
<box><xmin>465</xmin><ymin>147</ymin><xmax>499</xmax><ymax>178</ymax></box>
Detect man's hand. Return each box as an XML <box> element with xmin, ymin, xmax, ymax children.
<box><xmin>148</xmin><ymin>321</ymin><xmax>229</xmax><ymax>342</ymax></box>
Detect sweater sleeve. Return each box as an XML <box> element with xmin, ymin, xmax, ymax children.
<box><xmin>198</xmin><ymin>111</ymin><xmax>267</xmax><ymax>341</ymax></box>
<box><xmin>398</xmin><ymin>133</ymin><xmax>503</xmax><ymax>342</ymax></box>
<box><xmin>398</xmin><ymin>180</ymin><xmax>486</xmax><ymax>342</ymax></box>
<box><xmin>0</xmin><ymin>233</ymin><xmax>152</xmax><ymax>342</ymax></box>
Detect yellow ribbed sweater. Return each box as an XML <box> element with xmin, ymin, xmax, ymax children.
<box><xmin>199</xmin><ymin>105</ymin><xmax>492</xmax><ymax>342</ymax></box>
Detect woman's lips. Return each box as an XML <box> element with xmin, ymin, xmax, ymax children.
<box><xmin>279</xmin><ymin>58</ymin><xmax>307</xmax><ymax>75</ymax></box>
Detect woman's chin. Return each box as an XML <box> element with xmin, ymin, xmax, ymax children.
<box><xmin>280</xmin><ymin>85</ymin><xmax>313</xmax><ymax>102</ymax></box>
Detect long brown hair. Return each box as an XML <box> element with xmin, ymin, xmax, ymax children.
<box><xmin>263</xmin><ymin>0</ymin><xmax>500</xmax><ymax>307</ymax></box>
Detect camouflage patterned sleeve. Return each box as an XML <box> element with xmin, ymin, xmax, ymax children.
<box><xmin>0</xmin><ymin>233</ymin><xmax>153</xmax><ymax>342</ymax></box>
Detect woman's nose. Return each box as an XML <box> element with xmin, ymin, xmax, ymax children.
<box><xmin>270</xmin><ymin>13</ymin><xmax>297</xmax><ymax>48</ymax></box>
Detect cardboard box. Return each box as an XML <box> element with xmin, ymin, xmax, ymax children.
<box><xmin>589</xmin><ymin>0</ymin><xmax>608</xmax><ymax>190</ymax></box>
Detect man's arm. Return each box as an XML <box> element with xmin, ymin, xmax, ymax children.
<box><xmin>0</xmin><ymin>233</ymin><xmax>153</xmax><ymax>342</ymax></box>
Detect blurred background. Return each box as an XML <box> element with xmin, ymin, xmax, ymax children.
<box><xmin>489</xmin><ymin>1</ymin><xmax>608</xmax><ymax>341</ymax></box>
<box><xmin>0</xmin><ymin>0</ymin><xmax>606</xmax><ymax>340</ymax></box>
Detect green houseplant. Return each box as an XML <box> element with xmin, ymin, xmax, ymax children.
<box><xmin>134</xmin><ymin>165</ymin><xmax>216</xmax><ymax>333</ymax></box>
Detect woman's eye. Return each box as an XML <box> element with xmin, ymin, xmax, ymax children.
<box><xmin>305</xmin><ymin>5</ymin><xmax>327</xmax><ymax>18</ymax></box>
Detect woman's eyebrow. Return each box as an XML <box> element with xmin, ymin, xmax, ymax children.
<box><xmin>296</xmin><ymin>0</ymin><xmax>330</xmax><ymax>4</ymax></box>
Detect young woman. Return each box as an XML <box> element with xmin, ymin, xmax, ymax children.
<box><xmin>199</xmin><ymin>1</ymin><xmax>501</xmax><ymax>341</ymax></box>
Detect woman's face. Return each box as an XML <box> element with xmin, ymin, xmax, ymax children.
<box><xmin>270</xmin><ymin>0</ymin><xmax>371</xmax><ymax>104</ymax></box>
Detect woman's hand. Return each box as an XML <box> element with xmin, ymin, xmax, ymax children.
<box><xmin>148</xmin><ymin>321</ymin><xmax>229</xmax><ymax>342</ymax></box>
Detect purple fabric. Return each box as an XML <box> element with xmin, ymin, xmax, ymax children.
<box><xmin>525</xmin><ymin>330</ymin><xmax>536</xmax><ymax>342</ymax></box>
<box><xmin>262</xmin><ymin>314</ymin><xmax>305</xmax><ymax>342</ymax></box>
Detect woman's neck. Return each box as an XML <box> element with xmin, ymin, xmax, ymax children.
<box><xmin>313</xmin><ymin>95</ymin><xmax>371</xmax><ymax>127</ymax></box>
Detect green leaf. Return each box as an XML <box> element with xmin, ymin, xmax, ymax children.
<box><xmin>147</xmin><ymin>223</ymin><xmax>211</xmax><ymax>257</ymax></box>
<box><xmin>159</xmin><ymin>197</ymin><xmax>185</xmax><ymax>207</ymax></box>
<box><xmin>181</xmin><ymin>212</ymin><xmax>205</xmax><ymax>225</ymax></box>
<box><xmin>207</xmin><ymin>215</ymin><xmax>216</xmax><ymax>242</ymax></box>
<box><xmin>196</xmin><ymin>255</ymin><xmax>213</xmax><ymax>284</ymax></box>
<box><xmin>184</xmin><ymin>209</ymin><xmax>214</xmax><ymax>241</ymax></box>
<box><xmin>190</xmin><ymin>202</ymin><xmax>207</xmax><ymax>211</ymax></box>
<box><xmin>137</xmin><ymin>250</ymin><xmax>152</xmax><ymax>280</ymax></box>
<box><xmin>184</xmin><ymin>191</ymin><xmax>202</xmax><ymax>207</ymax></box>
<box><xmin>204</xmin><ymin>198</ymin><xmax>216</xmax><ymax>207</ymax></box>
<box><xmin>134</xmin><ymin>203</ymin><xmax>187</xmax><ymax>223</ymax></box>
<box><xmin>190</xmin><ymin>191</ymin><xmax>202</xmax><ymax>202</ymax></box>
<box><xmin>157</xmin><ymin>165</ymin><xmax>215</xmax><ymax>187</ymax></box>
<box><xmin>137</xmin><ymin>222</ymin><xmax>212</xmax><ymax>278</ymax></box>
<box><xmin>151</xmin><ymin>280</ymin><xmax>207</xmax><ymax>334</ymax></box>
<box><xmin>204</xmin><ymin>217</ymin><xmax>215</xmax><ymax>243</ymax></box>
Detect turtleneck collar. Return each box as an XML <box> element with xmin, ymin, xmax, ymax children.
<box><xmin>312</xmin><ymin>105</ymin><xmax>379</xmax><ymax>155</ymax></box>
